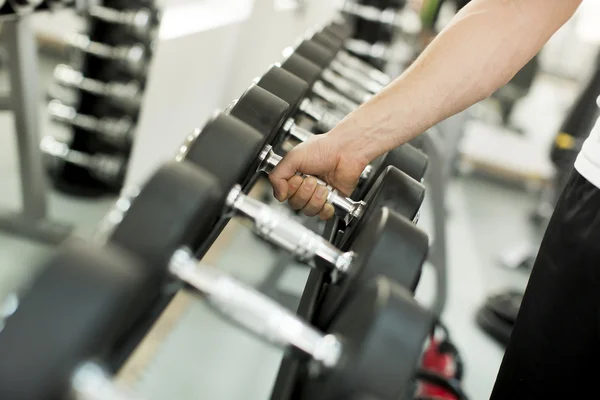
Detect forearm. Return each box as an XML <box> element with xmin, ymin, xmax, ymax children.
<box><xmin>332</xmin><ymin>0</ymin><xmax>582</xmax><ymax>161</ymax></box>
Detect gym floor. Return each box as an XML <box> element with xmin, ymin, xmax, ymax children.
<box><xmin>0</xmin><ymin>53</ymin><xmax>550</xmax><ymax>400</ymax></box>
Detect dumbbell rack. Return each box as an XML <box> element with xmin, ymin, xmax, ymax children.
<box><xmin>45</xmin><ymin>0</ymin><xmax>158</xmax><ymax>197</ymax></box>
<box><xmin>0</xmin><ymin>7</ymin><xmax>72</xmax><ymax>244</ymax></box>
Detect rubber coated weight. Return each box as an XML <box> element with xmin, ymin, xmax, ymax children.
<box><xmin>280</xmin><ymin>53</ymin><xmax>324</xmax><ymax>89</ymax></box>
<box><xmin>256</xmin><ymin>65</ymin><xmax>311</xmax><ymax>117</ymax></box>
<box><xmin>354</xmin><ymin>145</ymin><xmax>428</xmax><ymax>200</ymax></box>
<box><xmin>343</xmin><ymin>165</ymin><xmax>425</xmax><ymax>246</ymax></box>
<box><xmin>311</xmin><ymin>31</ymin><xmax>344</xmax><ymax>52</ymax></box>
<box><xmin>323</xmin><ymin>22</ymin><xmax>353</xmax><ymax>40</ymax></box>
<box><xmin>109</xmin><ymin>162</ymin><xmax>224</xmax><ymax>286</ymax></box>
<box><xmin>301</xmin><ymin>276</ymin><xmax>433</xmax><ymax>400</ymax></box>
<box><xmin>295</xmin><ymin>40</ymin><xmax>338</xmax><ymax>69</ymax></box>
<box><xmin>229</xmin><ymin>84</ymin><xmax>291</xmax><ymax>150</ymax></box>
<box><xmin>182</xmin><ymin>114</ymin><xmax>266</xmax><ymax>193</ymax></box>
<box><xmin>236</xmin><ymin>75</ymin><xmax>428</xmax><ymax>199</ymax></box>
<box><xmin>316</xmin><ymin>207</ymin><xmax>429</xmax><ymax>328</ymax></box>
<box><xmin>0</xmin><ymin>242</ymin><xmax>143</xmax><ymax>400</ymax></box>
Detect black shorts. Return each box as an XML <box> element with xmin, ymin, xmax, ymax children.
<box><xmin>490</xmin><ymin>170</ymin><xmax>600</xmax><ymax>399</ymax></box>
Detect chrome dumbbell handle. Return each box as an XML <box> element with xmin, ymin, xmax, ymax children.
<box><xmin>336</xmin><ymin>50</ymin><xmax>391</xmax><ymax>87</ymax></box>
<box><xmin>226</xmin><ymin>184</ymin><xmax>353</xmax><ymax>275</ymax></box>
<box><xmin>71</xmin><ymin>362</ymin><xmax>144</xmax><ymax>400</ymax></box>
<box><xmin>40</xmin><ymin>136</ymin><xmax>124</xmax><ymax>183</ymax></box>
<box><xmin>168</xmin><ymin>248</ymin><xmax>342</xmax><ymax>369</ymax></box>
<box><xmin>48</xmin><ymin>101</ymin><xmax>133</xmax><ymax>149</ymax></box>
<box><xmin>54</xmin><ymin>65</ymin><xmax>142</xmax><ymax>109</ymax></box>
<box><xmin>88</xmin><ymin>6</ymin><xmax>153</xmax><ymax>39</ymax></box>
<box><xmin>344</xmin><ymin>39</ymin><xmax>389</xmax><ymax>60</ymax></box>
<box><xmin>66</xmin><ymin>33</ymin><xmax>147</xmax><ymax>76</ymax></box>
<box><xmin>258</xmin><ymin>146</ymin><xmax>365</xmax><ymax>223</ymax></box>
<box><xmin>321</xmin><ymin>68</ymin><xmax>372</xmax><ymax>104</ymax></box>
<box><xmin>308</xmin><ymin>82</ymin><xmax>358</xmax><ymax>117</ymax></box>
<box><xmin>329</xmin><ymin>59</ymin><xmax>384</xmax><ymax>94</ymax></box>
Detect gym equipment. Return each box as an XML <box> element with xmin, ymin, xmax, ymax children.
<box><xmin>180</xmin><ymin>112</ymin><xmax>424</xmax><ymax>225</ymax></box>
<box><xmin>53</xmin><ymin>64</ymin><xmax>142</xmax><ymax>113</ymax></box>
<box><xmin>320</xmin><ymin>23</ymin><xmax>393</xmax><ymax>85</ymax></box>
<box><xmin>476</xmin><ymin>291</ymin><xmax>521</xmax><ymax>346</ymax></box>
<box><xmin>255</xmin><ymin>66</ymin><xmax>427</xmax><ymax>181</ymax></box>
<box><xmin>48</xmin><ymin>100</ymin><xmax>134</xmax><ymax>150</ymax></box>
<box><xmin>279</xmin><ymin>51</ymin><xmax>361</xmax><ymax>117</ymax></box>
<box><xmin>105</xmin><ymin>161</ymin><xmax>431</xmax><ymax>400</ymax></box>
<box><xmin>41</xmin><ymin>136</ymin><xmax>126</xmax><ymax>188</ymax></box>
<box><xmin>87</xmin><ymin>5</ymin><xmax>155</xmax><ymax>41</ymax></box>
<box><xmin>66</xmin><ymin>32</ymin><xmax>148</xmax><ymax>76</ymax></box>
<box><xmin>228</xmin><ymin>83</ymin><xmax>427</xmax><ymax>199</ymax></box>
<box><xmin>0</xmin><ymin>241</ymin><xmax>144</xmax><ymax>400</ymax></box>
<box><xmin>293</xmin><ymin>39</ymin><xmax>374</xmax><ymax>104</ymax></box>
<box><xmin>40</xmin><ymin>0</ymin><xmax>74</xmax><ymax>11</ymax></box>
<box><xmin>308</xmin><ymin>31</ymin><xmax>387</xmax><ymax>93</ymax></box>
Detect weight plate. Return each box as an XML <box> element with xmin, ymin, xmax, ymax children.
<box><xmin>316</xmin><ymin>207</ymin><xmax>429</xmax><ymax>328</ymax></box>
<box><xmin>257</xmin><ymin>66</ymin><xmax>310</xmax><ymax>117</ymax></box>
<box><xmin>109</xmin><ymin>161</ymin><xmax>223</xmax><ymax>285</ymax></box>
<box><xmin>184</xmin><ymin>113</ymin><xmax>265</xmax><ymax>192</ymax></box>
<box><xmin>229</xmin><ymin>84</ymin><xmax>291</xmax><ymax>149</ymax></box>
<box><xmin>0</xmin><ymin>241</ymin><xmax>143</xmax><ymax>400</ymax></box>
<box><xmin>281</xmin><ymin>53</ymin><xmax>323</xmax><ymax>89</ymax></box>
<box><xmin>302</xmin><ymin>276</ymin><xmax>432</xmax><ymax>400</ymax></box>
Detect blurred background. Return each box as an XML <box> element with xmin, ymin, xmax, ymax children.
<box><xmin>0</xmin><ymin>1</ymin><xmax>599</xmax><ymax>399</ymax></box>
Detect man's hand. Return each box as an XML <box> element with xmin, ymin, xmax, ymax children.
<box><xmin>268</xmin><ymin>134</ymin><xmax>370</xmax><ymax>220</ymax></box>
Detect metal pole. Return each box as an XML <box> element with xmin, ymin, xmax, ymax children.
<box><xmin>422</xmin><ymin>129</ymin><xmax>448</xmax><ymax>318</ymax></box>
<box><xmin>4</xmin><ymin>15</ymin><xmax>47</xmax><ymax>219</ymax></box>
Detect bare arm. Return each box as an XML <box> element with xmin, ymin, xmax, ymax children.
<box><xmin>269</xmin><ymin>0</ymin><xmax>582</xmax><ymax>218</ymax></box>
<box><xmin>333</xmin><ymin>0</ymin><xmax>583</xmax><ymax>161</ymax></box>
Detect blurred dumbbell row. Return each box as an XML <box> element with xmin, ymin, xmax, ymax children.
<box><xmin>0</xmin><ymin>7</ymin><xmax>467</xmax><ymax>400</ymax></box>
<box><xmin>43</xmin><ymin>0</ymin><xmax>160</xmax><ymax>196</ymax></box>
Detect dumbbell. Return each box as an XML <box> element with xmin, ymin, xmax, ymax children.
<box><xmin>41</xmin><ymin>136</ymin><xmax>126</xmax><ymax>188</ymax></box>
<box><xmin>340</xmin><ymin>1</ymin><xmax>421</xmax><ymax>33</ymax></box>
<box><xmin>307</xmin><ymin>32</ymin><xmax>387</xmax><ymax>94</ymax></box>
<box><xmin>292</xmin><ymin>39</ymin><xmax>375</xmax><ymax>105</ymax></box>
<box><xmin>48</xmin><ymin>100</ymin><xmax>134</xmax><ymax>151</ymax></box>
<box><xmin>255</xmin><ymin>65</ymin><xmax>428</xmax><ymax>181</ymax></box>
<box><xmin>66</xmin><ymin>32</ymin><xmax>148</xmax><ymax>77</ymax></box>
<box><xmin>53</xmin><ymin>64</ymin><xmax>142</xmax><ymax>113</ymax></box>
<box><xmin>105</xmin><ymin>161</ymin><xmax>432</xmax><ymax>400</ymax></box>
<box><xmin>87</xmin><ymin>5</ymin><xmax>155</xmax><ymax>41</ymax></box>
<box><xmin>179</xmin><ymin>112</ymin><xmax>424</xmax><ymax>237</ymax></box>
<box><xmin>0</xmin><ymin>241</ymin><xmax>144</xmax><ymax>400</ymax></box>
<box><xmin>228</xmin><ymin>82</ymin><xmax>427</xmax><ymax>200</ymax></box>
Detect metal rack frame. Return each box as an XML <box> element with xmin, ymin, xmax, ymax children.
<box><xmin>0</xmin><ymin>14</ymin><xmax>71</xmax><ymax>244</ymax></box>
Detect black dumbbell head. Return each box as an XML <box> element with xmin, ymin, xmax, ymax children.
<box><xmin>303</xmin><ymin>276</ymin><xmax>432</xmax><ymax>400</ymax></box>
<box><xmin>344</xmin><ymin>166</ymin><xmax>425</xmax><ymax>248</ymax></box>
<box><xmin>354</xmin><ymin>144</ymin><xmax>428</xmax><ymax>200</ymax></box>
<box><xmin>324</xmin><ymin>21</ymin><xmax>353</xmax><ymax>40</ymax></box>
<box><xmin>229</xmin><ymin>84</ymin><xmax>291</xmax><ymax>148</ymax></box>
<box><xmin>295</xmin><ymin>39</ymin><xmax>337</xmax><ymax>69</ymax></box>
<box><xmin>316</xmin><ymin>206</ymin><xmax>429</xmax><ymax>328</ymax></box>
<box><xmin>280</xmin><ymin>53</ymin><xmax>323</xmax><ymax>90</ymax></box>
<box><xmin>311</xmin><ymin>31</ymin><xmax>344</xmax><ymax>52</ymax></box>
<box><xmin>109</xmin><ymin>161</ymin><xmax>224</xmax><ymax>285</ymax></box>
<box><xmin>257</xmin><ymin>65</ymin><xmax>310</xmax><ymax>117</ymax></box>
<box><xmin>384</xmin><ymin>144</ymin><xmax>428</xmax><ymax>182</ymax></box>
<box><xmin>183</xmin><ymin>113</ymin><xmax>266</xmax><ymax>192</ymax></box>
<box><xmin>0</xmin><ymin>241</ymin><xmax>143</xmax><ymax>400</ymax></box>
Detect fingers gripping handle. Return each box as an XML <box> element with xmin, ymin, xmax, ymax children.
<box><xmin>258</xmin><ymin>146</ymin><xmax>365</xmax><ymax>222</ymax></box>
<box><xmin>226</xmin><ymin>185</ymin><xmax>353</xmax><ymax>275</ymax></box>
<box><xmin>168</xmin><ymin>249</ymin><xmax>342</xmax><ymax>368</ymax></box>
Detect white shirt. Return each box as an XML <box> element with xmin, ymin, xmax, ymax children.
<box><xmin>574</xmin><ymin>95</ymin><xmax>600</xmax><ymax>189</ymax></box>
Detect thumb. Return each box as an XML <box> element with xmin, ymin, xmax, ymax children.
<box><xmin>269</xmin><ymin>152</ymin><xmax>300</xmax><ymax>202</ymax></box>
